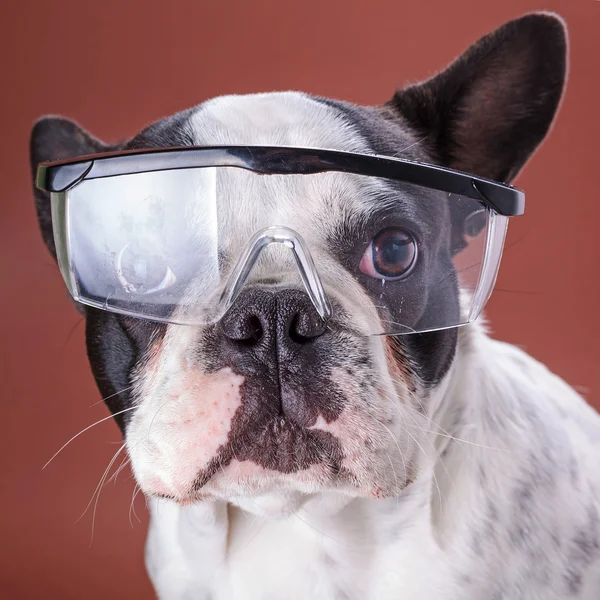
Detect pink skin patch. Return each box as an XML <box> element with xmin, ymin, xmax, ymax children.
<box><xmin>127</xmin><ymin>367</ymin><xmax>245</xmax><ymax>499</ymax></box>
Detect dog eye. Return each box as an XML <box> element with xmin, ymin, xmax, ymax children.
<box><xmin>115</xmin><ymin>240</ymin><xmax>176</xmax><ymax>295</ymax></box>
<box><xmin>359</xmin><ymin>227</ymin><xmax>418</xmax><ymax>280</ymax></box>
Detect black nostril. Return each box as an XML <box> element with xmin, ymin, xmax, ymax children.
<box><xmin>220</xmin><ymin>312</ymin><xmax>264</xmax><ymax>346</ymax></box>
<box><xmin>237</xmin><ymin>315</ymin><xmax>264</xmax><ymax>346</ymax></box>
<box><xmin>288</xmin><ymin>311</ymin><xmax>327</xmax><ymax>344</ymax></box>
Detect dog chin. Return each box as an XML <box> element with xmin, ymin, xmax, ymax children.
<box><xmin>154</xmin><ymin>484</ymin><xmax>318</xmax><ymax>519</ymax></box>
<box><xmin>163</xmin><ymin>469</ymin><xmax>404</xmax><ymax>517</ymax></box>
<box><xmin>167</xmin><ymin>490</ymin><xmax>311</xmax><ymax>518</ymax></box>
<box><xmin>138</xmin><ymin>451</ymin><xmax>409</xmax><ymax>510</ymax></box>
<box><xmin>196</xmin><ymin>460</ymin><xmax>340</xmax><ymax>502</ymax></box>
<box><xmin>228</xmin><ymin>491</ymin><xmax>310</xmax><ymax>518</ymax></box>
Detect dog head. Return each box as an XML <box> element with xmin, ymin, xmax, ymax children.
<box><xmin>31</xmin><ymin>14</ymin><xmax>567</xmax><ymax>516</ymax></box>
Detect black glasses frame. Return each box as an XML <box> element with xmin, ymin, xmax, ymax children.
<box><xmin>35</xmin><ymin>145</ymin><xmax>525</xmax><ymax>216</ymax></box>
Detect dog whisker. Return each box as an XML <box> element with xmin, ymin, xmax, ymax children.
<box><xmin>75</xmin><ymin>442</ymin><xmax>128</xmax><ymax>545</ymax></box>
<box><xmin>369</xmin><ymin>388</ymin><xmax>446</xmax><ymax>509</ymax></box>
<box><xmin>129</xmin><ymin>484</ymin><xmax>143</xmax><ymax>527</ymax></box>
<box><xmin>385</xmin><ymin>377</ymin><xmax>510</xmax><ymax>453</ymax></box>
<box><xmin>146</xmin><ymin>396</ymin><xmax>178</xmax><ymax>440</ymax></box>
<box><xmin>503</xmin><ymin>229</ymin><xmax>530</xmax><ymax>252</ymax></box>
<box><xmin>62</xmin><ymin>316</ymin><xmax>85</xmax><ymax>349</ymax></box>
<box><xmin>386</xmin><ymin>452</ymin><xmax>401</xmax><ymax>505</ymax></box>
<box><xmin>390</xmin><ymin>135</ymin><xmax>429</xmax><ymax>157</ymax></box>
<box><xmin>492</xmin><ymin>287</ymin><xmax>537</xmax><ymax>295</ymax></box>
<box><xmin>42</xmin><ymin>405</ymin><xmax>137</xmax><ymax>470</ymax></box>
<box><xmin>383</xmin><ymin>393</ymin><xmax>457</xmax><ymax>505</ymax></box>
<box><xmin>89</xmin><ymin>385</ymin><xmax>134</xmax><ymax>408</ymax></box>
<box><xmin>397</xmin><ymin>411</ymin><xmax>445</xmax><ymax>510</ymax></box>
<box><xmin>376</xmin><ymin>420</ymin><xmax>411</xmax><ymax>482</ymax></box>
<box><xmin>108</xmin><ymin>455</ymin><xmax>131</xmax><ymax>486</ymax></box>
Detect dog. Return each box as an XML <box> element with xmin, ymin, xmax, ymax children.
<box><xmin>30</xmin><ymin>12</ymin><xmax>600</xmax><ymax>600</ymax></box>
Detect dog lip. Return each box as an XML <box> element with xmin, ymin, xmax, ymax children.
<box><xmin>195</xmin><ymin>462</ymin><xmax>347</xmax><ymax>497</ymax></box>
<box><xmin>144</xmin><ymin>467</ymin><xmax>409</xmax><ymax>504</ymax></box>
<box><xmin>147</xmin><ymin>490</ymin><xmax>213</xmax><ymax>506</ymax></box>
<box><xmin>148</xmin><ymin>491</ymin><xmax>177</xmax><ymax>501</ymax></box>
<box><xmin>186</xmin><ymin>418</ymin><xmax>345</xmax><ymax>494</ymax></box>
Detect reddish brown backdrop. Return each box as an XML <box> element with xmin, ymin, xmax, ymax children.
<box><xmin>1</xmin><ymin>1</ymin><xmax>598</xmax><ymax>598</ymax></box>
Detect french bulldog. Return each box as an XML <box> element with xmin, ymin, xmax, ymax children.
<box><xmin>30</xmin><ymin>12</ymin><xmax>600</xmax><ymax>600</ymax></box>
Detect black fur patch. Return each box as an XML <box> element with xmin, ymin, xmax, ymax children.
<box><xmin>30</xmin><ymin>114</ymin><xmax>196</xmax><ymax>427</ymax></box>
<box><xmin>85</xmin><ymin>310</ymin><xmax>166</xmax><ymax>430</ymax></box>
<box><xmin>315</xmin><ymin>97</ymin><xmax>458</xmax><ymax>386</ymax></box>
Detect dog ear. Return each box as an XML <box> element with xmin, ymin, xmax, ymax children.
<box><xmin>384</xmin><ymin>12</ymin><xmax>568</xmax><ymax>184</ymax></box>
<box><xmin>30</xmin><ymin>116</ymin><xmax>111</xmax><ymax>260</ymax></box>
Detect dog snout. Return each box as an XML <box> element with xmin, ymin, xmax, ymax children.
<box><xmin>216</xmin><ymin>288</ymin><xmax>328</xmax><ymax>426</ymax></box>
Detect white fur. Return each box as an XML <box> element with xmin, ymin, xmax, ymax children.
<box><xmin>145</xmin><ymin>321</ymin><xmax>600</xmax><ymax>599</ymax></box>
<box><xmin>123</xmin><ymin>93</ymin><xmax>600</xmax><ymax>599</ymax></box>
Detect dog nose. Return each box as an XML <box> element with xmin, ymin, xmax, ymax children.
<box><xmin>219</xmin><ymin>288</ymin><xmax>327</xmax><ymax>349</ymax></box>
<box><xmin>217</xmin><ymin>288</ymin><xmax>330</xmax><ymax>426</ymax></box>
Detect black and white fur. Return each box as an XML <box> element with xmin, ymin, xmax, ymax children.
<box><xmin>30</xmin><ymin>13</ymin><xmax>600</xmax><ymax>600</ymax></box>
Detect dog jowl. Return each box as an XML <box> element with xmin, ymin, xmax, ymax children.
<box><xmin>31</xmin><ymin>12</ymin><xmax>600</xmax><ymax>600</ymax></box>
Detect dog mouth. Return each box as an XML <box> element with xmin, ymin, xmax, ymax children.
<box><xmin>145</xmin><ymin>414</ymin><xmax>416</xmax><ymax>505</ymax></box>
<box><xmin>128</xmin><ymin>360</ymin><xmax>415</xmax><ymax>503</ymax></box>
<box><xmin>139</xmin><ymin>416</ymin><xmax>348</xmax><ymax>504</ymax></box>
<box><xmin>191</xmin><ymin>417</ymin><xmax>345</xmax><ymax>490</ymax></box>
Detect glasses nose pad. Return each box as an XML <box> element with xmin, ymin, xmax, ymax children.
<box><xmin>218</xmin><ymin>226</ymin><xmax>332</xmax><ymax>321</ymax></box>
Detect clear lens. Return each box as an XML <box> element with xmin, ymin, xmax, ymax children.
<box><xmin>54</xmin><ymin>168</ymin><xmax>220</xmax><ymax>322</ymax></box>
<box><xmin>52</xmin><ymin>167</ymin><xmax>508</xmax><ymax>334</ymax></box>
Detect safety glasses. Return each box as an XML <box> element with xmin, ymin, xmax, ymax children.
<box><xmin>36</xmin><ymin>146</ymin><xmax>523</xmax><ymax>336</ymax></box>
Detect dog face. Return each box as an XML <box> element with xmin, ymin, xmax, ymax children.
<box><xmin>31</xmin><ymin>14</ymin><xmax>566</xmax><ymax>515</ymax></box>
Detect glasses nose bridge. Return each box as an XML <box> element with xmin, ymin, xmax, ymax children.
<box><xmin>219</xmin><ymin>226</ymin><xmax>332</xmax><ymax>321</ymax></box>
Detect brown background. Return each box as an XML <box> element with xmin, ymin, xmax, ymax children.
<box><xmin>1</xmin><ymin>0</ymin><xmax>598</xmax><ymax>598</ymax></box>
